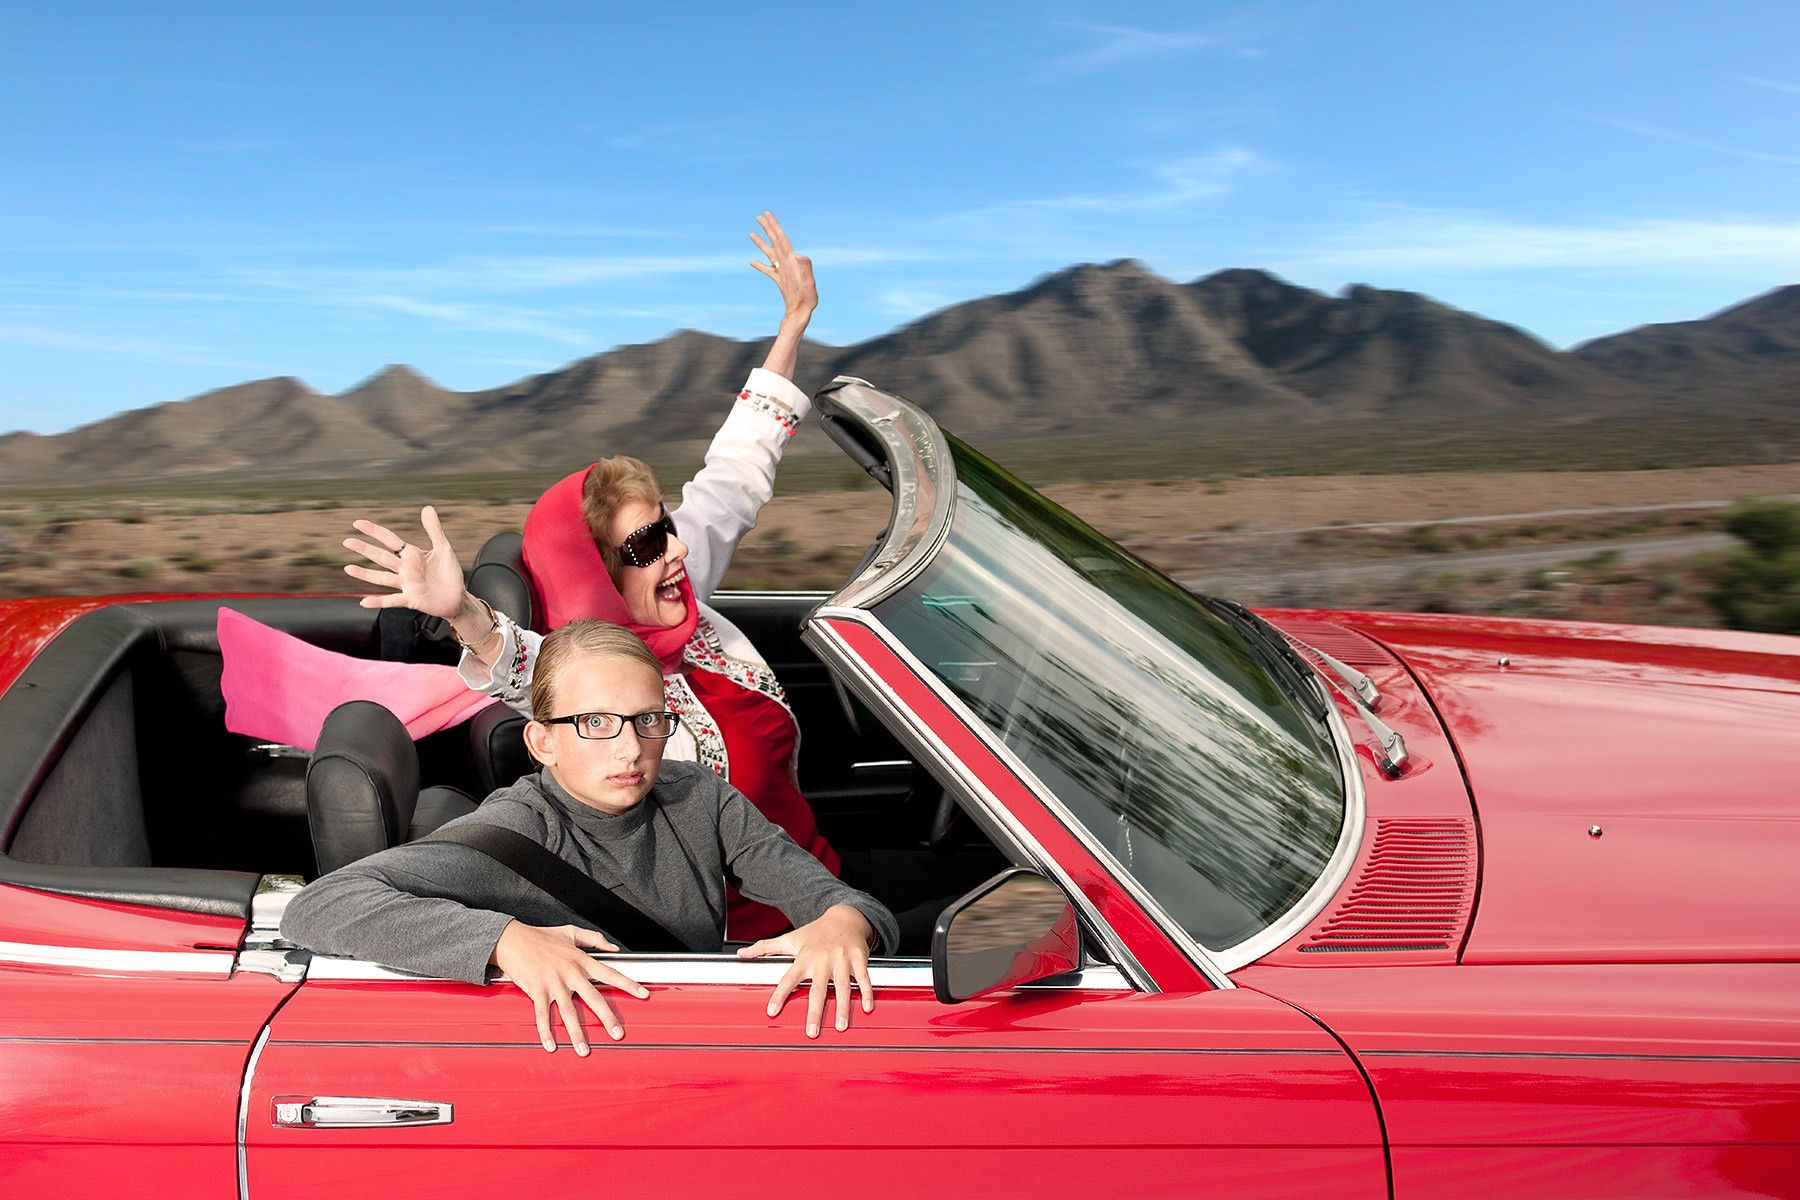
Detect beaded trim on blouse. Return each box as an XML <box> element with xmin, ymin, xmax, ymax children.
<box><xmin>662</xmin><ymin>670</ymin><xmax>729</xmax><ymax>779</ymax></box>
<box><xmin>683</xmin><ymin>618</ymin><xmax>794</xmax><ymax>720</ymax></box>
<box><xmin>737</xmin><ymin>388</ymin><xmax>799</xmax><ymax>437</ymax></box>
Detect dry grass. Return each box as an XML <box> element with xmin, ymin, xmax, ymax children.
<box><xmin>4</xmin><ymin>462</ymin><xmax>1797</xmax><ymax>632</ymax></box>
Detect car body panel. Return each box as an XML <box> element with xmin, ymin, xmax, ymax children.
<box><xmin>0</xmin><ymin>880</ymin><xmax>247</xmax><ymax>953</ymax></box>
<box><xmin>0</xmin><ymin>960</ymin><xmax>293</xmax><ymax>1197</ymax></box>
<box><xmin>246</xmin><ymin>973</ymin><xmax>1385</xmax><ymax>1199</ymax></box>
<box><xmin>1321</xmin><ymin>611</ymin><xmax>1800</xmax><ymax>964</ymax></box>
<box><xmin>1237</xmin><ymin>962</ymin><xmax>1800</xmax><ymax>1197</ymax></box>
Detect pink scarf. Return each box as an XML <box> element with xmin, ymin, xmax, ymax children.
<box><xmin>218</xmin><ymin>607</ymin><xmax>492</xmax><ymax>752</ymax></box>
<box><xmin>521</xmin><ymin>467</ymin><xmax>698</xmax><ymax>668</ymax></box>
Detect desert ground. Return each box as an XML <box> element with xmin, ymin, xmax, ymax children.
<box><xmin>4</xmin><ymin>461</ymin><xmax>1797</xmax><ymax>630</ymax></box>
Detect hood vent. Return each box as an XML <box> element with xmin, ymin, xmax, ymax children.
<box><xmin>1299</xmin><ymin>818</ymin><xmax>1476</xmax><ymax>953</ymax></box>
<box><xmin>1263</xmin><ymin>617</ymin><xmax>1396</xmax><ymax>668</ymax></box>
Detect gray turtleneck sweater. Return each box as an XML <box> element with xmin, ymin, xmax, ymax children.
<box><xmin>280</xmin><ymin>760</ymin><xmax>898</xmax><ymax>984</ymax></box>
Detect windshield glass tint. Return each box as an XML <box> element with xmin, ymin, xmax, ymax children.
<box><xmin>875</xmin><ymin>438</ymin><xmax>1344</xmax><ymax>950</ymax></box>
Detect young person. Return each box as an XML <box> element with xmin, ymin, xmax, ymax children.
<box><xmin>281</xmin><ymin>619</ymin><xmax>898</xmax><ymax>1052</ymax></box>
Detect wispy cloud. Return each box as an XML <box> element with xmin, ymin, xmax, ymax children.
<box><xmin>234</xmin><ymin>246</ymin><xmax>925</xmax><ymax>296</ymax></box>
<box><xmin>938</xmin><ymin>148</ymin><xmax>1268</xmax><ymax>227</ymax></box>
<box><xmin>349</xmin><ymin>297</ymin><xmax>592</xmax><ymax>345</ymax></box>
<box><xmin>1737</xmin><ymin>75</ymin><xmax>1800</xmax><ymax>96</ymax></box>
<box><xmin>1043</xmin><ymin>22</ymin><xmax>1219</xmax><ymax>77</ymax></box>
<box><xmin>1581</xmin><ymin>114</ymin><xmax>1800</xmax><ymax>167</ymax></box>
<box><xmin>1279</xmin><ymin>213</ymin><xmax>1800</xmax><ymax>274</ymax></box>
<box><xmin>0</xmin><ymin>322</ymin><xmax>250</xmax><ymax>367</ymax></box>
<box><xmin>878</xmin><ymin>288</ymin><xmax>953</xmax><ymax>317</ymax></box>
<box><xmin>474</xmin><ymin>222</ymin><xmax>700</xmax><ymax>239</ymax></box>
<box><xmin>172</xmin><ymin>138</ymin><xmax>283</xmax><ymax>156</ymax></box>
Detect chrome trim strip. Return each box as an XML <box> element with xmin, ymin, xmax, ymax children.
<box><xmin>814</xmin><ymin>377</ymin><xmax>956</xmax><ymax>611</ymax></box>
<box><xmin>1210</xmin><ymin>697</ymin><xmax>1366</xmax><ymax>972</ymax></box>
<box><xmin>807</xmin><ymin>611</ymin><xmax>1165</xmax><ymax>994</ymax></box>
<box><xmin>0</xmin><ymin>940</ymin><xmax>234</xmax><ymax>977</ymax></box>
<box><xmin>1363</xmin><ymin>1049</ymin><xmax>1800</xmax><ymax>1065</ymax></box>
<box><xmin>248</xmin><ymin>877</ymin><xmax>302</xmax><ymax>944</ymax></box>
<box><xmin>303</xmin><ymin>954</ymin><xmax>1127</xmax><ymax>990</ymax></box>
<box><xmin>274</xmin><ymin>1039</ymin><xmax>1309</xmax><ymax>1056</ymax></box>
<box><xmin>237</xmin><ymin>1025</ymin><xmax>270</xmax><ymax>1200</ymax></box>
<box><xmin>235</xmin><ymin>948</ymin><xmax>310</xmax><ymax>983</ymax></box>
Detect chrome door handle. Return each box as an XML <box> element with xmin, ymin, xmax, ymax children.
<box><xmin>272</xmin><ymin>1096</ymin><xmax>453</xmax><ymax>1128</ymax></box>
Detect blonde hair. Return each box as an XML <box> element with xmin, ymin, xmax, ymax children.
<box><xmin>580</xmin><ymin>455</ymin><xmax>665</xmax><ymax>578</ymax></box>
<box><xmin>530</xmin><ymin>618</ymin><xmax>663</xmax><ymax>719</ymax></box>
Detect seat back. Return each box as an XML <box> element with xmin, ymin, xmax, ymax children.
<box><xmin>471</xmin><ymin>531</ymin><xmax>537</xmax><ymax>631</ymax></box>
<box><xmin>305</xmin><ymin>700</ymin><xmax>477</xmax><ymax>874</ymax></box>
<box><xmin>306</xmin><ymin>701</ymin><xmax>421</xmax><ymax>875</ymax></box>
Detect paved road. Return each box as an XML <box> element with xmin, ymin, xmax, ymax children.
<box><xmin>1179</xmin><ymin>532</ymin><xmax>1734</xmax><ymax>592</ymax></box>
<box><xmin>1177</xmin><ymin>494</ymin><xmax>1800</xmax><ymax>543</ymax></box>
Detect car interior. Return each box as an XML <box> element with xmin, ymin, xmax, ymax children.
<box><xmin>0</xmin><ymin>531</ymin><xmax>1006</xmax><ymax>939</ymax></box>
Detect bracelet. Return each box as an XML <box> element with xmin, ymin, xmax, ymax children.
<box><xmin>452</xmin><ymin>598</ymin><xmax>500</xmax><ymax>652</ymax></box>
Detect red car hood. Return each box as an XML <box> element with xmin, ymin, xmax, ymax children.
<box><xmin>1341</xmin><ymin>612</ymin><xmax>1800</xmax><ymax>965</ymax></box>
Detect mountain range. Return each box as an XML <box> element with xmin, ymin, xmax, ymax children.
<box><xmin>1</xmin><ymin>263</ymin><xmax>1794</xmax><ymax>485</ymax></box>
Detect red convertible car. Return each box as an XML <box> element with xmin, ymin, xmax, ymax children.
<box><xmin>2</xmin><ymin>378</ymin><xmax>1797</xmax><ymax>1197</ymax></box>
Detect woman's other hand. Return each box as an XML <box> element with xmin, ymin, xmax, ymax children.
<box><xmin>343</xmin><ymin>505</ymin><xmax>471</xmax><ymax>623</ymax></box>
<box><xmin>737</xmin><ymin>903</ymin><xmax>876</xmax><ymax>1038</ymax></box>
<box><xmin>749</xmin><ymin>211</ymin><xmax>816</xmax><ymax>321</ymax></box>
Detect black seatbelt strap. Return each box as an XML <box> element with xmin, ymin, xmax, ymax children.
<box><xmin>419</xmin><ymin>824</ymin><xmax>686</xmax><ymax>952</ymax></box>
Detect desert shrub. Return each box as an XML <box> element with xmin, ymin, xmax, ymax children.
<box><xmin>1406</xmin><ymin>525</ymin><xmax>1454</xmax><ymax>554</ymax></box>
<box><xmin>1707</xmin><ymin>500</ymin><xmax>1800</xmax><ymax>634</ymax></box>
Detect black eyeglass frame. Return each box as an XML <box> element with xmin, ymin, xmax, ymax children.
<box><xmin>540</xmin><ymin>710</ymin><xmax>682</xmax><ymax>740</ymax></box>
<box><xmin>617</xmin><ymin>507</ymin><xmax>677</xmax><ymax>569</ymax></box>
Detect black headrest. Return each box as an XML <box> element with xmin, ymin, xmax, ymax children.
<box><xmin>306</xmin><ymin>700</ymin><xmax>420</xmax><ymax>875</ymax></box>
<box><xmin>471</xmin><ymin>530</ymin><xmax>537</xmax><ymax>632</ymax></box>
<box><xmin>468</xmin><ymin>700</ymin><xmax>534</xmax><ymax>795</ymax></box>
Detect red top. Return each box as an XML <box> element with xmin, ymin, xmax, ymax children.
<box><xmin>682</xmin><ymin>662</ymin><xmax>839</xmax><ymax>940</ymax></box>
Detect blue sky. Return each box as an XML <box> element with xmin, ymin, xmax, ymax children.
<box><xmin>2</xmin><ymin>1</ymin><xmax>1797</xmax><ymax>434</ymax></box>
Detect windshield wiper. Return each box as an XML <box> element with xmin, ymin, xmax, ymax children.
<box><xmin>1201</xmin><ymin>597</ymin><xmax>1331</xmax><ymax>722</ymax></box>
<box><xmin>1204</xmin><ymin>597</ymin><xmax>1408</xmax><ymax>776</ymax></box>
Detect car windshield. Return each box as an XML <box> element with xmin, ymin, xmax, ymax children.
<box><xmin>874</xmin><ymin>437</ymin><xmax>1345</xmax><ymax>951</ymax></box>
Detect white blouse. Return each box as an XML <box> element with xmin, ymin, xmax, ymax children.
<box><xmin>458</xmin><ymin>367</ymin><xmax>810</xmax><ymax>774</ymax></box>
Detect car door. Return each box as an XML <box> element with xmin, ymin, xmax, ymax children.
<box><xmin>245</xmin><ymin>952</ymin><xmax>1385</xmax><ymax>1199</ymax></box>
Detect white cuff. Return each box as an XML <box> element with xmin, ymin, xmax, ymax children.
<box><xmin>741</xmin><ymin>368</ymin><xmax>811</xmax><ymax>427</ymax></box>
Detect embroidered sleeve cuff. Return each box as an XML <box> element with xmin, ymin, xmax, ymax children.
<box><xmin>738</xmin><ymin>368</ymin><xmax>810</xmax><ymax>432</ymax></box>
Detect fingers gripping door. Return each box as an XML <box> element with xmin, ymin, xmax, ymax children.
<box><xmin>242</xmin><ymin>966</ymin><xmax>1385</xmax><ymax>1200</ymax></box>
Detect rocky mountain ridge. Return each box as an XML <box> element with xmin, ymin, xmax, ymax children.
<box><xmin>1</xmin><ymin>264</ymin><xmax>1794</xmax><ymax>484</ymax></box>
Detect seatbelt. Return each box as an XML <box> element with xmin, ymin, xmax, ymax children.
<box><xmin>419</xmin><ymin>824</ymin><xmax>687</xmax><ymax>952</ymax></box>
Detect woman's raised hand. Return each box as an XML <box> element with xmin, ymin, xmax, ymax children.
<box><xmin>749</xmin><ymin>211</ymin><xmax>816</xmax><ymax>320</ymax></box>
<box><xmin>342</xmin><ymin>505</ymin><xmax>469</xmax><ymax>621</ymax></box>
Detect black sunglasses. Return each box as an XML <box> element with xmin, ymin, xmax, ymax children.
<box><xmin>617</xmin><ymin>507</ymin><xmax>676</xmax><ymax>569</ymax></box>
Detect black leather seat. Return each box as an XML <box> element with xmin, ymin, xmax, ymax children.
<box><xmin>306</xmin><ymin>700</ymin><xmax>479</xmax><ymax>875</ymax></box>
<box><xmin>471</xmin><ymin>531</ymin><xmax>536</xmax><ymax>632</ymax></box>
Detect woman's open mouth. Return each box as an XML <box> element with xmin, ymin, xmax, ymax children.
<box><xmin>656</xmin><ymin>566</ymin><xmax>686</xmax><ymax>602</ymax></box>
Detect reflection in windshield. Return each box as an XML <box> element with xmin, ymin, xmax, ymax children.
<box><xmin>877</xmin><ymin>439</ymin><xmax>1344</xmax><ymax>950</ymax></box>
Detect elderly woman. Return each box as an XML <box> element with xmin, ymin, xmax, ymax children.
<box><xmin>344</xmin><ymin>213</ymin><xmax>835</xmax><ymax>940</ymax></box>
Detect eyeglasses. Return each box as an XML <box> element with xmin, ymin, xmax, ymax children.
<box><xmin>617</xmin><ymin>507</ymin><xmax>677</xmax><ymax>569</ymax></box>
<box><xmin>541</xmin><ymin>710</ymin><xmax>681</xmax><ymax>740</ymax></box>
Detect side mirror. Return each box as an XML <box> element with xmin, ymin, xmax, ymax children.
<box><xmin>931</xmin><ymin>868</ymin><xmax>1082</xmax><ymax>1003</ymax></box>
